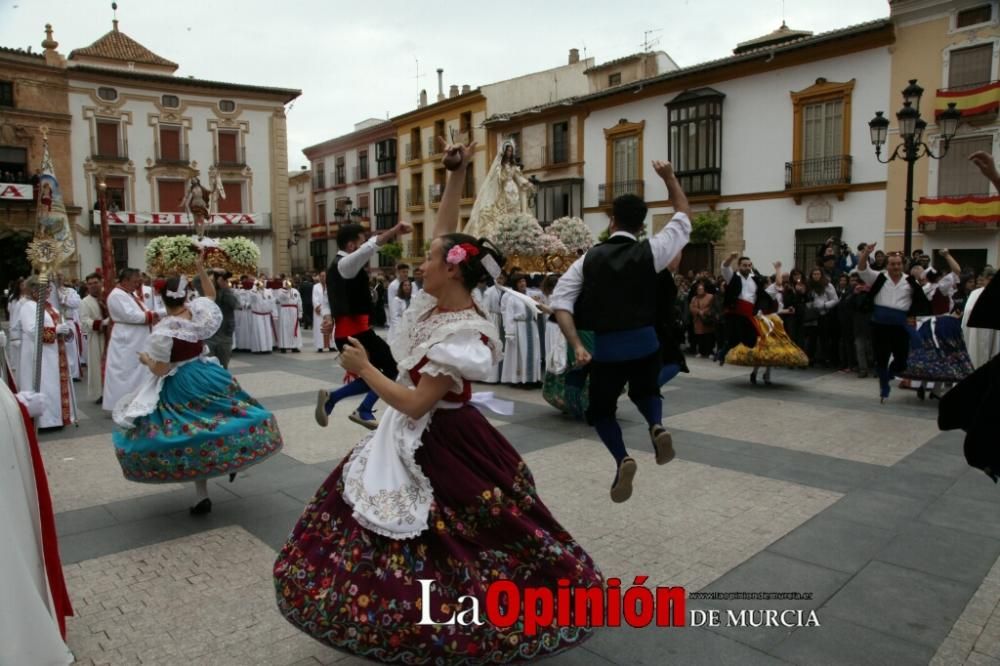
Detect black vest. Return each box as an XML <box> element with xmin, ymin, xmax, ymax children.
<box><xmin>860</xmin><ymin>273</ymin><xmax>932</xmax><ymax>317</ymax></box>
<box><xmin>723</xmin><ymin>271</ymin><xmax>772</xmax><ymax>312</ymax></box>
<box><xmin>327</xmin><ymin>254</ymin><xmax>372</xmax><ymax>317</ymax></box>
<box><xmin>573</xmin><ymin>236</ymin><xmax>657</xmax><ymax>333</ymax></box>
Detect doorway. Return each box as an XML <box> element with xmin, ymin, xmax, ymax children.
<box><xmin>794</xmin><ymin>226</ymin><xmax>842</xmax><ymax>272</ymax></box>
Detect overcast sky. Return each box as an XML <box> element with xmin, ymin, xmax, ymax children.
<box><xmin>1</xmin><ymin>0</ymin><xmax>888</xmax><ymax>168</ymax></box>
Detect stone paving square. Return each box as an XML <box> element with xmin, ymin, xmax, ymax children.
<box><xmin>664</xmin><ymin>396</ymin><xmax>937</xmax><ymax>466</ymax></box>
<box><xmin>26</xmin><ymin>346</ymin><xmax>1000</xmax><ymax>665</ymax></box>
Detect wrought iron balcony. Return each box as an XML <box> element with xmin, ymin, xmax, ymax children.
<box><xmin>785</xmin><ymin>155</ymin><xmax>852</xmax><ymax>203</ymax></box>
<box><xmin>155</xmin><ymin>142</ymin><xmax>190</xmax><ymax>165</ymax></box>
<box><xmin>406</xmin><ymin>188</ymin><xmax>424</xmax><ymax>208</ymax></box>
<box><xmin>676</xmin><ymin>168</ymin><xmax>721</xmax><ymax>197</ymax></box>
<box><xmin>598</xmin><ymin>179</ymin><xmax>644</xmax><ymax>205</ymax></box>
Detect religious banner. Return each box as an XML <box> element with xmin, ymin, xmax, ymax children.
<box><xmin>27</xmin><ymin>140</ymin><xmax>75</xmax><ymax>272</ymax></box>
<box><xmin>93</xmin><ymin>211</ymin><xmax>267</xmax><ymax>227</ymax></box>
<box><xmin>0</xmin><ymin>183</ymin><xmax>33</xmax><ymax>200</ymax></box>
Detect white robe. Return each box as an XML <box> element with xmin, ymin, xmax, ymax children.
<box><xmin>387</xmin><ymin>296</ymin><xmax>410</xmax><ymax>340</ymax></box>
<box><xmin>276</xmin><ymin>288</ymin><xmax>303</xmax><ymax>350</ymax></box>
<box><xmin>103</xmin><ymin>287</ymin><xmax>154</xmax><ymax>411</ymax></box>
<box><xmin>249</xmin><ymin>290</ymin><xmax>275</xmax><ymax>352</ymax></box>
<box><xmin>7</xmin><ymin>296</ymin><xmax>27</xmax><ymax>381</ymax></box>
<box><xmin>79</xmin><ymin>295</ymin><xmax>108</xmax><ymax>400</ymax></box>
<box><xmin>312</xmin><ymin>282</ymin><xmax>330</xmax><ymax>350</ymax></box>
<box><xmin>49</xmin><ymin>288</ymin><xmax>82</xmax><ymax>380</ymax></box>
<box><xmin>0</xmin><ymin>384</ymin><xmax>74</xmax><ymax>665</ymax></box>
<box><xmin>501</xmin><ymin>291</ymin><xmax>542</xmax><ymax>384</ymax></box>
<box><xmin>482</xmin><ymin>285</ymin><xmax>505</xmax><ymax>383</ymax></box>
<box><xmin>234</xmin><ymin>289</ymin><xmax>251</xmax><ymax>350</ymax></box>
<box><xmin>142</xmin><ymin>284</ymin><xmax>166</xmax><ymax>318</ymax></box>
<box><xmin>17</xmin><ymin>301</ymin><xmax>76</xmax><ymax>428</ymax></box>
<box><xmin>963</xmin><ymin>287</ymin><xmax>1000</xmax><ymax>369</ymax></box>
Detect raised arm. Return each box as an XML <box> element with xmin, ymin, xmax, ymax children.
<box><xmin>434</xmin><ymin>138</ymin><xmax>477</xmax><ymax>238</ymax></box>
<box><xmin>939</xmin><ymin>248</ymin><xmax>961</xmax><ymax>276</ymax></box>
<box><xmin>648</xmin><ymin>160</ymin><xmax>691</xmax><ymax>271</ymax></box>
<box><xmin>857</xmin><ymin>243</ymin><xmax>879</xmax><ymax>286</ymax></box>
<box><xmin>970</xmin><ymin>152</ymin><xmax>1000</xmax><ymax>191</ymax></box>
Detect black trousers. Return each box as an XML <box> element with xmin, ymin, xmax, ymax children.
<box><xmin>871</xmin><ymin>322</ymin><xmax>910</xmax><ymax>377</ymax></box>
<box><xmin>586</xmin><ymin>351</ymin><xmax>661</xmax><ymax>423</ymax></box>
<box><xmin>335</xmin><ymin>328</ymin><xmax>398</xmax><ymax>381</ymax></box>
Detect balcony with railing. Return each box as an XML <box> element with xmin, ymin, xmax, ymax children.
<box><xmin>598</xmin><ymin>180</ymin><xmax>644</xmax><ymax>205</ymax></box>
<box><xmin>353</xmin><ymin>165</ymin><xmax>369</xmax><ymax>182</ymax></box>
<box><xmin>784</xmin><ymin>155</ymin><xmax>852</xmax><ymax>203</ymax></box>
<box><xmin>405</xmin><ymin>142</ymin><xmax>422</xmax><ymax>163</ymax></box>
<box><xmin>428</xmin><ymin>137</ymin><xmax>443</xmax><ymax>157</ymax></box>
<box><xmin>376</xmin><ymin>158</ymin><xmax>396</xmax><ymax>176</ymax></box>
<box><xmin>214</xmin><ymin>145</ymin><xmax>247</xmax><ymax>168</ymax></box>
<box><xmin>155</xmin><ymin>142</ymin><xmax>190</xmax><ymax>166</ymax></box>
<box><xmin>406</xmin><ymin>188</ymin><xmax>424</xmax><ymax>210</ymax></box>
<box><xmin>936</xmin><ymin>80</ymin><xmax>999</xmax><ymax>121</ymax></box>
<box><xmin>313</xmin><ymin>172</ymin><xmax>326</xmax><ymax>190</ymax></box>
<box><xmin>91</xmin><ymin>135</ymin><xmax>129</xmax><ymax>162</ymax></box>
<box><xmin>428</xmin><ymin>184</ymin><xmax>443</xmax><ymax>205</ymax></box>
<box><xmin>676</xmin><ymin>168</ymin><xmax>721</xmax><ymax>198</ymax></box>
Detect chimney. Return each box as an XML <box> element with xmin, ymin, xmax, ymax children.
<box><xmin>419</xmin><ymin>89</ymin><xmax>428</xmax><ymax>107</ymax></box>
<box><xmin>569</xmin><ymin>48</ymin><xmax>580</xmax><ymax>64</ymax></box>
<box><xmin>436</xmin><ymin>68</ymin><xmax>445</xmax><ymax>102</ymax></box>
<box><xmin>449</xmin><ymin>84</ymin><xmax>459</xmax><ymax>98</ymax></box>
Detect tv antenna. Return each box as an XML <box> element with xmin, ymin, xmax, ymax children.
<box><xmin>414</xmin><ymin>57</ymin><xmax>427</xmax><ymax>102</ymax></box>
<box><xmin>641</xmin><ymin>29</ymin><xmax>662</xmax><ymax>52</ymax></box>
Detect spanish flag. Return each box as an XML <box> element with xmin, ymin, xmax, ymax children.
<box><xmin>917</xmin><ymin>195</ymin><xmax>1000</xmax><ymax>224</ymax></box>
<box><xmin>936</xmin><ymin>81</ymin><xmax>1000</xmax><ymax>118</ymax></box>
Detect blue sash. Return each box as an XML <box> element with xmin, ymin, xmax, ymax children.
<box><xmin>593</xmin><ymin>326</ymin><xmax>659</xmax><ymax>362</ymax></box>
<box><xmin>871</xmin><ymin>305</ymin><xmax>908</xmax><ymax>327</ymax></box>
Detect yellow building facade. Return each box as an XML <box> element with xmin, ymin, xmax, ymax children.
<box><xmin>887</xmin><ymin>0</ymin><xmax>1000</xmax><ymax>272</ymax></box>
<box><xmin>393</xmin><ymin>91</ymin><xmax>486</xmax><ymax>261</ymax></box>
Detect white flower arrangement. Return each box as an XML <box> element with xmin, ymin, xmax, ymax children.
<box><xmin>218</xmin><ymin>237</ymin><xmax>260</xmax><ymax>273</ymax></box>
<box><xmin>495</xmin><ymin>213</ymin><xmax>551</xmax><ymax>257</ymax></box>
<box><xmin>548</xmin><ymin>216</ymin><xmax>594</xmax><ymax>253</ymax></box>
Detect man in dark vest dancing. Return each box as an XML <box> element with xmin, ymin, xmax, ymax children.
<box><xmin>857</xmin><ymin>243</ymin><xmax>931</xmax><ymax>402</ymax></box>
<box><xmin>719</xmin><ymin>252</ymin><xmax>772</xmax><ymax>369</ymax></box>
<box><xmin>314</xmin><ymin>221</ymin><xmax>411</xmax><ymax>429</ymax></box>
<box><xmin>551</xmin><ymin>160</ymin><xmax>691</xmax><ymax>503</ymax></box>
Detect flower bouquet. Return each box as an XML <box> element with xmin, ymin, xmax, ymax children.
<box><xmin>548</xmin><ymin>216</ymin><xmax>594</xmax><ymax>254</ymax></box>
<box><xmin>145</xmin><ymin>235</ymin><xmax>259</xmax><ymax>275</ymax></box>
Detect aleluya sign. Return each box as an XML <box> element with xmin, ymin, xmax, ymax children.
<box><xmin>92</xmin><ymin>211</ymin><xmax>263</xmax><ymax>227</ymax></box>
<box><xmin>0</xmin><ymin>183</ymin><xmax>34</xmax><ymax>200</ymax></box>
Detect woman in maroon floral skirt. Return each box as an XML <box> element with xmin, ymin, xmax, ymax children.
<box><xmin>273</xmin><ymin>141</ymin><xmax>602</xmax><ymax>664</ymax></box>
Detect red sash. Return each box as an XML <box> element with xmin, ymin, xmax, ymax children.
<box><xmin>281</xmin><ymin>304</ymin><xmax>300</xmax><ymax>336</ymax></box>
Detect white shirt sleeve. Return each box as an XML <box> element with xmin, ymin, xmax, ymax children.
<box><xmin>858</xmin><ymin>264</ymin><xmax>880</xmax><ymax>286</ymax></box>
<box><xmin>549</xmin><ymin>255</ymin><xmax>585</xmax><ymax>313</ymax></box>
<box><xmin>337</xmin><ymin>237</ymin><xmax>379</xmax><ymax>279</ymax></box>
<box><xmin>721</xmin><ymin>263</ymin><xmax>734</xmax><ymax>283</ymax></box>
<box><xmin>649</xmin><ymin>212</ymin><xmax>691</xmax><ymax>272</ymax></box>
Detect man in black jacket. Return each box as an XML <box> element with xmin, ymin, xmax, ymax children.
<box><xmin>314</xmin><ymin>221</ymin><xmax>411</xmax><ymax>430</ymax></box>
<box><xmin>719</xmin><ymin>252</ymin><xmax>772</xmax><ymax>365</ymax></box>
<box><xmin>552</xmin><ymin>160</ymin><xmax>691</xmax><ymax>503</ymax></box>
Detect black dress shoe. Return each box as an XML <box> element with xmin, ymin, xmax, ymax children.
<box><xmin>229</xmin><ymin>472</ymin><xmax>238</xmax><ymax>483</ymax></box>
<box><xmin>189</xmin><ymin>498</ymin><xmax>212</xmax><ymax>516</ymax></box>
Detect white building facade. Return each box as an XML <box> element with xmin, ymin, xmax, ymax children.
<box><xmin>578</xmin><ymin>20</ymin><xmax>895</xmax><ymax>271</ymax></box>
<box><xmin>65</xmin><ymin>21</ymin><xmax>300</xmax><ymax>277</ymax></box>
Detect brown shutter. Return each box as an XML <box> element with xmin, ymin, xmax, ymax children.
<box><xmin>217</xmin><ymin>132</ymin><xmax>238</xmax><ymax>163</ymax></box>
<box><xmin>97</xmin><ymin>122</ymin><xmax>119</xmax><ymax>157</ymax></box>
<box><xmin>218</xmin><ymin>181</ymin><xmax>242</xmax><ymax>213</ymax></box>
<box><xmin>157</xmin><ymin>180</ymin><xmax>187</xmax><ymax>212</ymax></box>
<box><xmin>160</xmin><ymin>127</ymin><xmax>181</xmax><ymax>161</ymax></box>
<box><xmin>949</xmin><ymin>45</ymin><xmax>994</xmax><ymax>88</ymax></box>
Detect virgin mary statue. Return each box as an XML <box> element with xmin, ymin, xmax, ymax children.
<box><xmin>463</xmin><ymin>139</ymin><xmax>535</xmax><ymax>239</ymax></box>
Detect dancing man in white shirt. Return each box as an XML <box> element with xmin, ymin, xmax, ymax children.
<box><xmin>857</xmin><ymin>244</ymin><xmax>932</xmax><ymax>402</ymax></box>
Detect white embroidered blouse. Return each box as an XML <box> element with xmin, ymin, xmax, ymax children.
<box><xmin>341</xmin><ymin>290</ymin><xmax>502</xmax><ymax>539</ymax></box>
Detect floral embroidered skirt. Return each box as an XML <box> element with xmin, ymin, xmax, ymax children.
<box><xmin>113</xmin><ymin>360</ymin><xmax>283</xmax><ymax>482</ymax></box>
<box><xmin>273</xmin><ymin>405</ymin><xmax>603</xmax><ymax>664</ymax></box>
<box><xmin>901</xmin><ymin>316</ymin><xmax>975</xmax><ymax>383</ymax></box>
<box><xmin>542</xmin><ymin>330</ymin><xmax>593</xmax><ymax>421</ymax></box>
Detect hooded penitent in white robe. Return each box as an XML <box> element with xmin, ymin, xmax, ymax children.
<box><xmin>103</xmin><ymin>286</ymin><xmax>154</xmax><ymax>411</ymax></box>
<box><xmin>79</xmin><ymin>294</ymin><xmax>109</xmax><ymax>400</ymax></box>
<box><xmin>17</xmin><ymin>300</ymin><xmax>77</xmax><ymax>428</ymax></box>
<box><xmin>276</xmin><ymin>288</ymin><xmax>303</xmax><ymax>350</ymax></box>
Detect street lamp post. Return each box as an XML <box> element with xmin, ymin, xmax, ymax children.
<box><xmin>869</xmin><ymin>79</ymin><xmax>962</xmax><ymax>259</ymax></box>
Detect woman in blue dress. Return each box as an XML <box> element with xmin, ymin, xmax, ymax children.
<box><xmin>112</xmin><ymin>254</ymin><xmax>284</xmax><ymax>514</ymax></box>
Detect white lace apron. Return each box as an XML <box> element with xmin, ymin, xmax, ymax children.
<box><xmin>340</xmin><ymin>291</ymin><xmax>509</xmax><ymax>539</ymax></box>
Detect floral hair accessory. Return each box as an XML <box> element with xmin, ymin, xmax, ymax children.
<box><xmin>446</xmin><ymin>242</ymin><xmax>480</xmax><ymax>265</ymax></box>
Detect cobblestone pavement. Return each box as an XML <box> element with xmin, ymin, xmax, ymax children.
<box><xmin>39</xmin><ymin>330</ymin><xmax>1000</xmax><ymax>665</ymax></box>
